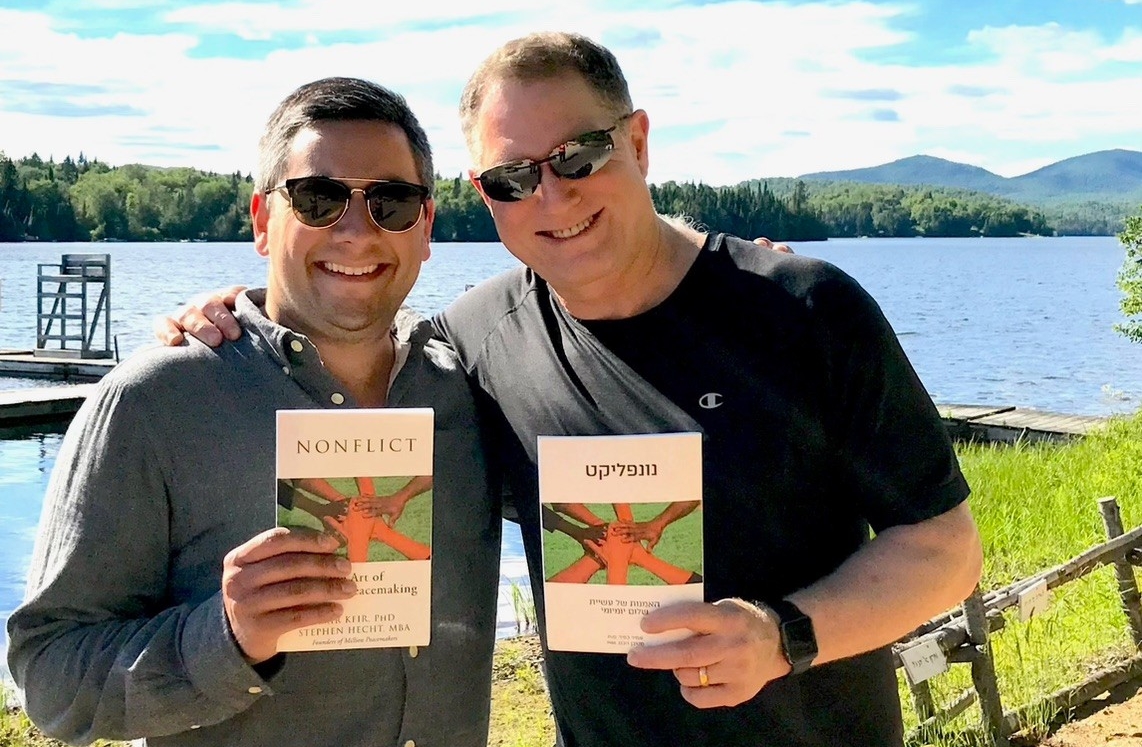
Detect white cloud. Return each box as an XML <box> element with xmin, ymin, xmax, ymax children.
<box><xmin>0</xmin><ymin>2</ymin><xmax>1140</xmax><ymax>184</ymax></box>
<box><xmin>162</xmin><ymin>0</ymin><xmax>540</xmax><ymax>39</ymax></box>
<box><xmin>62</xmin><ymin>0</ymin><xmax>172</xmax><ymax>7</ymax></box>
<box><xmin>968</xmin><ymin>23</ymin><xmax>1122</xmax><ymax>74</ymax></box>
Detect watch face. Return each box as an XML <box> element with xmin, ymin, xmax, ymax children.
<box><xmin>781</xmin><ymin>615</ymin><xmax>818</xmax><ymax>673</ymax></box>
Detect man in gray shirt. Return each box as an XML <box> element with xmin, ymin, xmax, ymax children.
<box><xmin>6</xmin><ymin>77</ymin><xmax>500</xmax><ymax>747</ymax></box>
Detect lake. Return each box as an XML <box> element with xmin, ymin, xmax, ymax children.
<box><xmin>2</xmin><ymin>236</ymin><xmax>1140</xmax><ymax>682</ymax></box>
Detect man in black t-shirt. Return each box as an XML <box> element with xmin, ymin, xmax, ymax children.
<box><xmin>440</xmin><ymin>31</ymin><xmax>982</xmax><ymax>747</ymax></box>
<box><xmin>160</xmin><ymin>32</ymin><xmax>983</xmax><ymax>747</ymax></box>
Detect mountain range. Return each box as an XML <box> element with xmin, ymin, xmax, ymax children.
<box><xmin>796</xmin><ymin>149</ymin><xmax>1142</xmax><ymax>205</ymax></box>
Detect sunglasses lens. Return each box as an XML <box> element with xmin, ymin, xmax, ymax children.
<box><xmin>478</xmin><ymin>128</ymin><xmax>617</xmax><ymax>202</ymax></box>
<box><xmin>551</xmin><ymin>136</ymin><xmax>614</xmax><ymax>180</ymax></box>
<box><xmin>366</xmin><ymin>182</ymin><xmax>426</xmax><ymax>232</ymax></box>
<box><xmin>286</xmin><ymin>177</ymin><xmax>349</xmax><ymax>227</ymax></box>
<box><xmin>479</xmin><ymin>164</ymin><xmax>541</xmax><ymax>202</ymax></box>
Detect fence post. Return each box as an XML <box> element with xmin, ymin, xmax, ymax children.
<box><xmin>909</xmin><ymin>679</ymin><xmax>937</xmax><ymax>722</ymax></box>
<box><xmin>1098</xmin><ymin>497</ymin><xmax>1142</xmax><ymax>648</ymax></box>
<box><xmin>964</xmin><ymin>588</ymin><xmax>1010</xmax><ymax>747</ymax></box>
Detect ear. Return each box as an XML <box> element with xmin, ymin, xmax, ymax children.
<box><xmin>468</xmin><ymin>169</ymin><xmax>494</xmax><ymax>210</ymax></box>
<box><xmin>251</xmin><ymin>190</ymin><xmax>271</xmax><ymax>257</ymax></box>
<box><xmin>627</xmin><ymin>109</ymin><xmax>651</xmax><ymax>178</ymax></box>
<box><xmin>421</xmin><ymin>198</ymin><xmax>436</xmax><ymax>261</ymax></box>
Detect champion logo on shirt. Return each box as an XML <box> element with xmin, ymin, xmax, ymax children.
<box><xmin>698</xmin><ymin>393</ymin><xmax>724</xmax><ymax>409</ymax></box>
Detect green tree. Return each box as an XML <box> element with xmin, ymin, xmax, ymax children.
<box><xmin>58</xmin><ymin>155</ymin><xmax>80</xmax><ymax>185</ymax></box>
<box><xmin>26</xmin><ymin>178</ymin><xmax>81</xmax><ymax>240</ymax></box>
<box><xmin>0</xmin><ymin>154</ymin><xmax>25</xmax><ymax>240</ymax></box>
<box><xmin>431</xmin><ymin>175</ymin><xmax>498</xmax><ymax>241</ymax></box>
<box><xmin>1116</xmin><ymin>205</ymin><xmax>1142</xmax><ymax>343</ymax></box>
<box><xmin>71</xmin><ymin>169</ymin><xmax>131</xmax><ymax>240</ymax></box>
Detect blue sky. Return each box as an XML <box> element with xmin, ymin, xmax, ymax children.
<box><xmin>0</xmin><ymin>0</ymin><xmax>1139</xmax><ymax>184</ymax></box>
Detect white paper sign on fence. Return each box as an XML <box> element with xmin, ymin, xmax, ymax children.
<box><xmin>899</xmin><ymin>638</ymin><xmax>949</xmax><ymax>685</ymax></box>
<box><xmin>1018</xmin><ymin>579</ymin><xmax>1051</xmax><ymax>622</ymax></box>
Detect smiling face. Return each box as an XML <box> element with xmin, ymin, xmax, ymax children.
<box><xmin>252</xmin><ymin>119</ymin><xmax>433</xmax><ymax>344</ymax></box>
<box><xmin>469</xmin><ymin>72</ymin><xmax>661</xmax><ymax>309</ymax></box>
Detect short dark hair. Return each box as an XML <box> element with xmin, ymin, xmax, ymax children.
<box><xmin>256</xmin><ymin>77</ymin><xmax>433</xmax><ymax>194</ymax></box>
<box><xmin>459</xmin><ymin>32</ymin><xmax>633</xmax><ymax>160</ymax></box>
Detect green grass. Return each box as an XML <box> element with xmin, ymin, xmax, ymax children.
<box><xmin>901</xmin><ymin>413</ymin><xmax>1142</xmax><ymax>743</ymax></box>
<box><xmin>488</xmin><ymin>636</ymin><xmax>555</xmax><ymax>746</ymax></box>
<box><xmin>508</xmin><ymin>578</ymin><xmax>537</xmax><ymax>636</ymax></box>
<box><xmin>1</xmin><ymin>688</ymin><xmax>111</xmax><ymax>747</ymax></box>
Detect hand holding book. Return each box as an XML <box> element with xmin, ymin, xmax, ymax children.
<box><xmin>221</xmin><ymin>527</ymin><xmax>355</xmax><ymax>663</ymax></box>
<box><xmin>626</xmin><ymin>598</ymin><xmax>788</xmax><ymax>709</ymax></box>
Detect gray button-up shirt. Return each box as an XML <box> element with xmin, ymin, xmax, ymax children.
<box><xmin>7</xmin><ymin>290</ymin><xmax>500</xmax><ymax>747</ymax></box>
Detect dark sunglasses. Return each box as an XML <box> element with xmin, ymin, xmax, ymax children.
<box><xmin>269</xmin><ymin>176</ymin><xmax>430</xmax><ymax>233</ymax></box>
<box><xmin>476</xmin><ymin>113</ymin><xmax>633</xmax><ymax>202</ymax></box>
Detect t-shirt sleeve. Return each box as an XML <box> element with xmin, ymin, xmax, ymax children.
<box><xmin>811</xmin><ymin>268</ymin><xmax>970</xmax><ymax>532</ymax></box>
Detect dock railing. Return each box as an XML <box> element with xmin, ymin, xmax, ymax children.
<box><xmin>35</xmin><ymin>253</ymin><xmax>112</xmax><ymax>359</ymax></box>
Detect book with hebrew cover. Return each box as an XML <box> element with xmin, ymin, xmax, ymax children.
<box><xmin>539</xmin><ymin>432</ymin><xmax>704</xmax><ymax>653</ymax></box>
<box><xmin>275</xmin><ymin>408</ymin><xmax>433</xmax><ymax>651</ymax></box>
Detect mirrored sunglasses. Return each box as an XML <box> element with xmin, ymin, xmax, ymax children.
<box><xmin>477</xmin><ymin>114</ymin><xmax>633</xmax><ymax>202</ymax></box>
<box><xmin>270</xmin><ymin>176</ymin><xmax>429</xmax><ymax>233</ymax></box>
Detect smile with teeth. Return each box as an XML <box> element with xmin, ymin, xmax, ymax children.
<box><xmin>319</xmin><ymin>261</ymin><xmax>382</xmax><ymax>277</ymax></box>
<box><xmin>546</xmin><ymin>210</ymin><xmax>600</xmax><ymax>239</ymax></box>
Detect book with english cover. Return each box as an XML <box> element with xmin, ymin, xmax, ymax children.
<box><xmin>275</xmin><ymin>408</ymin><xmax>434</xmax><ymax>651</ymax></box>
<box><xmin>538</xmin><ymin>432</ymin><xmax>704</xmax><ymax>653</ymax></box>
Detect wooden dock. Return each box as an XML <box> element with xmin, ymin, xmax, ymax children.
<box><xmin>939</xmin><ymin>404</ymin><xmax>1109</xmax><ymax>444</ymax></box>
<box><xmin>0</xmin><ymin>350</ymin><xmax>116</xmax><ymax>382</ymax></box>
<box><xmin>0</xmin><ymin>384</ymin><xmax>97</xmax><ymax>432</ymax></box>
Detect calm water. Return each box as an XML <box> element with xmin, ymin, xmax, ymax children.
<box><xmin>2</xmin><ymin>236</ymin><xmax>1140</xmax><ymax>681</ymax></box>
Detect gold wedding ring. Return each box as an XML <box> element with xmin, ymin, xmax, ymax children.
<box><xmin>698</xmin><ymin>665</ymin><xmax>710</xmax><ymax>687</ymax></box>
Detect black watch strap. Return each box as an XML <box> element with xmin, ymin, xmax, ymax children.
<box><xmin>767</xmin><ymin>598</ymin><xmax>817</xmax><ymax>676</ymax></box>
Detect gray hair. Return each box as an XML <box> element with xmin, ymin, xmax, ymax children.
<box><xmin>256</xmin><ymin>77</ymin><xmax>433</xmax><ymax>194</ymax></box>
<box><xmin>459</xmin><ymin>32</ymin><xmax>633</xmax><ymax>161</ymax></box>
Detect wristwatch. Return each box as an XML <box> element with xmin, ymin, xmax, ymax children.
<box><xmin>766</xmin><ymin>598</ymin><xmax>817</xmax><ymax>675</ymax></box>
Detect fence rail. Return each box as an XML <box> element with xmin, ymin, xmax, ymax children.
<box><xmin>892</xmin><ymin>496</ymin><xmax>1142</xmax><ymax>746</ymax></box>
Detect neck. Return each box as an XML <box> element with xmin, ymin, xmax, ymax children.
<box><xmin>264</xmin><ymin>295</ymin><xmax>399</xmax><ymax>408</ymax></box>
<box><xmin>315</xmin><ymin>332</ymin><xmax>396</xmax><ymax>408</ymax></box>
<box><xmin>555</xmin><ymin>217</ymin><xmax>704</xmax><ymax>320</ymax></box>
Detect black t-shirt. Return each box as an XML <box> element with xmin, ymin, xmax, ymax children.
<box><xmin>439</xmin><ymin>233</ymin><xmax>970</xmax><ymax>747</ymax></box>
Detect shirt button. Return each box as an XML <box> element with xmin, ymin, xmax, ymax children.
<box><xmin>289</xmin><ymin>340</ymin><xmax>304</xmax><ymax>353</ymax></box>
<box><xmin>281</xmin><ymin>366</ymin><xmax>290</xmax><ymax>375</ymax></box>
<box><xmin>408</xmin><ymin>645</ymin><xmax>419</xmax><ymax>658</ymax></box>
<box><xmin>248</xmin><ymin>686</ymin><xmax>263</xmax><ymax>695</ymax></box>
<box><xmin>331</xmin><ymin>392</ymin><xmax>345</xmax><ymax>405</ymax></box>
<box><xmin>190</xmin><ymin>725</ymin><xmax>201</xmax><ymax>730</ymax></box>
<box><xmin>404</xmin><ymin>741</ymin><xmax>416</xmax><ymax>747</ymax></box>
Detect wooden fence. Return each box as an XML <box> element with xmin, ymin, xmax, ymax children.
<box><xmin>891</xmin><ymin>496</ymin><xmax>1142</xmax><ymax>746</ymax></box>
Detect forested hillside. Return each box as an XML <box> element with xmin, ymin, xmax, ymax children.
<box><xmin>796</xmin><ymin>149</ymin><xmax>1142</xmax><ymax>234</ymax></box>
<box><xmin>5</xmin><ymin>147</ymin><xmax>1137</xmax><ymax>243</ymax></box>
<box><xmin>0</xmin><ymin>152</ymin><xmax>829</xmax><ymax>243</ymax></box>
<box><xmin>0</xmin><ymin>152</ymin><xmax>252</xmax><ymax>242</ymax></box>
